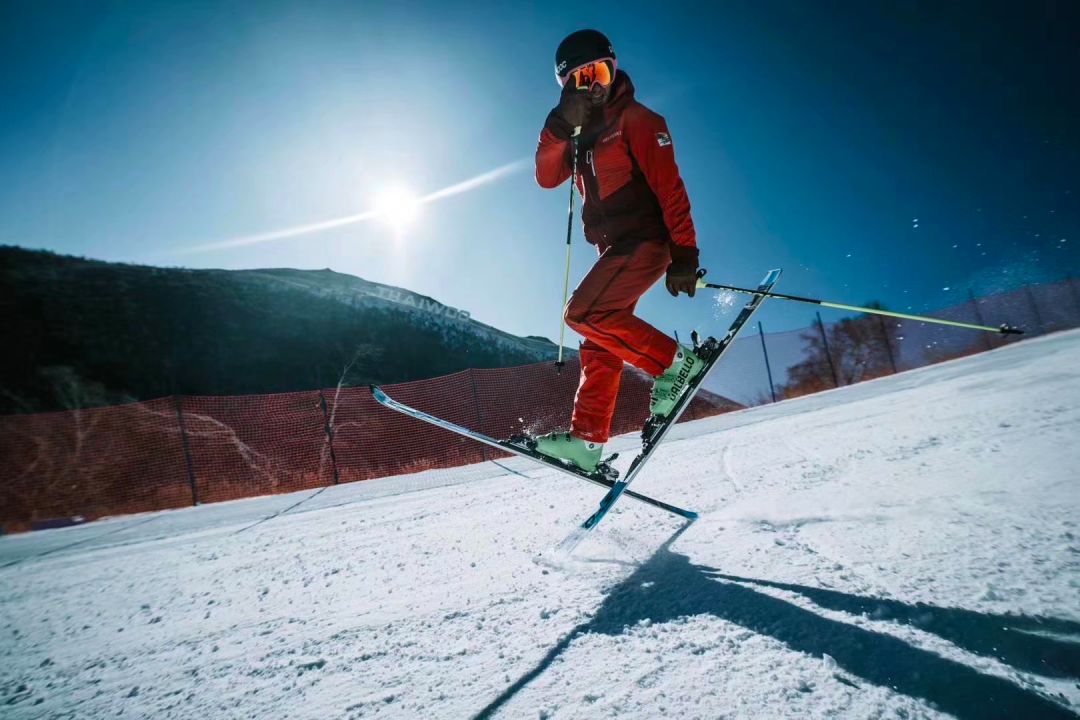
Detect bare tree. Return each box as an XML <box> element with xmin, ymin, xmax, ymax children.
<box><xmin>780</xmin><ymin>303</ymin><xmax>897</xmax><ymax>398</ymax></box>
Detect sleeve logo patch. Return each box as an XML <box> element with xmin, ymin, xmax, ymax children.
<box><xmin>656</xmin><ymin>132</ymin><xmax>672</xmax><ymax>147</ymax></box>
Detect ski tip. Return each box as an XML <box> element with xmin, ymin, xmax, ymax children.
<box><xmin>369</xmin><ymin>384</ymin><xmax>385</xmax><ymax>400</ymax></box>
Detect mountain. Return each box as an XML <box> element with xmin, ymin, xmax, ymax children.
<box><xmin>0</xmin><ymin>246</ymin><xmax>573</xmax><ymax>413</ymax></box>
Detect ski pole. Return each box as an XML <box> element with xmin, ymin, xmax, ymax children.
<box><xmin>695</xmin><ymin>279</ymin><xmax>1024</xmax><ymax>335</ymax></box>
<box><xmin>555</xmin><ymin>127</ymin><xmax>582</xmax><ymax>374</ymax></box>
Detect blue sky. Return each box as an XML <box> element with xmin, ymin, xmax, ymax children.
<box><xmin>2</xmin><ymin>0</ymin><xmax>1077</xmax><ymax>340</ymax></box>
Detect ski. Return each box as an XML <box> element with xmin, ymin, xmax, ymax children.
<box><xmin>554</xmin><ymin>268</ymin><xmax>782</xmax><ymax>553</ymax></box>
<box><xmin>369</xmin><ymin>385</ymin><xmax>698</xmax><ymax>519</ymax></box>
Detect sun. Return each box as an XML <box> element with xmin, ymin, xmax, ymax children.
<box><xmin>373</xmin><ymin>186</ymin><xmax>420</xmax><ymax>230</ymax></box>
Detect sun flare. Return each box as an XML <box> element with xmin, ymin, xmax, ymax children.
<box><xmin>374</xmin><ymin>186</ymin><xmax>420</xmax><ymax>230</ymax></box>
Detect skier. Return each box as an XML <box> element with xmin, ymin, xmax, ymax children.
<box><xmin>531</xmin><ymin>29</ymin><xmax>703</xmax><ymax>473</ymax></box>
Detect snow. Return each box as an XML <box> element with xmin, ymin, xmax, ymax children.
<box><xmin>712</xmin><ymin>290</ymin><xmax>739</xmax><ymax>316</ymax></box>
<box><xmin>2</xmin><ymin>330</ymin><xmax>1079</xmax><ymax>719</ymax></box>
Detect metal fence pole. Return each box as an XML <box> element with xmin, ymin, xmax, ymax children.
<box><xmin>173</xmin><ymin>395</ymin><xmax>198</xmax><ymax>506</ymax></box>
<box><xmin>968</xmin><ymin>289</ymin><xmax>994</xmax><ymax>351</ymax></box>
<box><xmin>1024</xmin><ymin>286</ymin><xmax>1046</xmax><ymax>335</ymax></box>
<box><xmin>318</xmin><ymin>390</ymin><xmax>341</xmax><ymax>485</ymax></box>
<box><xmin>467</xmin><ymin>369</ymin><xmax>488</xmax><ymax>462</ymax></box>
<box><xmin>1067</xmin><ymin>276</ymin><xmax>1080</xmax><ymax>323</ymax></box>
<box><xmin>816</xmin><ymin>311</ymin><xmax>840</xmax><ymax>387</ymax></box>
<box><xmin>757</xmin><ymin>321</ymin><xmax>777</xmax><ymax>402</ymax></box>
<box><xmin>876</xmin><ymin>314</ymin><xmax>898</xmax><ymax>373</ymax></box>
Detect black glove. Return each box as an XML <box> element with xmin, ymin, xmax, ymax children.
<box><xmin>557</xmin><ymin>83</ymin><xmax>591</xmax><ymax>130</ymax></box>
<box><xmin>665</xmin><ymin>247</ymin><xmax>699</xmax><ymax>297</ymax></box>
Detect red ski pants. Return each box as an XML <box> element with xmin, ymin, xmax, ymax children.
<box><xmin>564</xmin><ymin>240</ymin><xmax>678</xmax><ymax>444</ymax></box>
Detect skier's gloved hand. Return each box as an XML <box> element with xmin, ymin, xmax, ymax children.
<box><xmin>557</xmin><ymin>83</ymin><xmax>591</xmax><ymax>130</ymax></box>
<box><xmin>665</xmin><ymin>247</ymin><xmax>700</xmax><ymax>298</ymax></box>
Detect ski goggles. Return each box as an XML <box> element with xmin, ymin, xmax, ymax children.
<box><xmin>558</xmin><ymin>58</ymin><xmax>617</xmax><ymax>90</ymax></box>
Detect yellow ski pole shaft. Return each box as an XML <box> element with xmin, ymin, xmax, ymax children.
<box><xmin>696</xmin><ymin>279</ymin><xmax>1024</xmax><ymax>335</ymax></box>
<box><xmin>555</xmin><ymin>127</ymin><xmax>582</xmax><ymax>373</ymax></box>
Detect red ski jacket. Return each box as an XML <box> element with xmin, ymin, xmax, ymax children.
<box><xmin>535</xmin><ymin>72</ymin><xmax>697</xmax><ymax>264</ymax></box>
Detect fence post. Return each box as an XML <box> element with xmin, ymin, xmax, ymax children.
<box><xmin>1023</xmin><ymin>285</ymin><xmax>1046</xmax><ymax>335</ymax></box>
<box><xmin>757</xmin><ymin>321</ymin><xmax>777</xmax><ymax>403</ymax></box>
<box><xmin>1066</xmin><ymin>276</ymin><xmax>1080</xmax><ymax>329</ymax></box>
<box><xmin>968</xmin><ymin>289</ymin><xmax>994</xmax><ymax>351</ymax></box>
<box><xmin>467</xmin><ymin>369</ymin><xmax>488</xmax><ymax>461</ymax></box>
<box><xmin>173</xmin><ymin>395</ymin><xmax>198</xmax><ymax>506</ymax></box>
<box><xmin>1066</xmin><ymin>276</ymin><xmax>1080</xmax><ymax>317</ymax></box>
<box><xmin>318</xmin><ymin>390</ymin><xmax>341</xmax><ymax>485</ymax></box>
<box><xmin>876</xmin><ymin>314</ymin><xmax>898</xmax><ymax>373</ymax></box>
<box><xmin>816</xmin><ymin>311</ymin><xmax>840</xmax><ymax>387</ymax></box>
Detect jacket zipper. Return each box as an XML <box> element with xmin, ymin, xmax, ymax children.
<box><xmin>582</xmin><ymin>147</ymin><xmax>609</xmax><ymax>242</ymax></box>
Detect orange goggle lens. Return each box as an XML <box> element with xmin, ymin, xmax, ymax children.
<box><xmin>562</xmin><ymin>59</ymin><xmax>615</xmax><ymax>90</ymax></box>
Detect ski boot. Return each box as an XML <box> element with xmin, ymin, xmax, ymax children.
<box><xmin>530</xmin><ymin>432</ymin><xmax>604</xmax><ymax>473</ymax></box>
<box><xmin>649</xmin><ymin>343</ymin><xmax>706</xmax><ymax>421</ymax></box>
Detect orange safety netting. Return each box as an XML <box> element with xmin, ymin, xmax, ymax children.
<box><xmin>0</xmin><ymin>360</ymin><xmax>735</xmax><ymax>532</ymax></box>
<box><xmin>0</xmin><ymin>398</ymin><xmax>192</xmax><ymax>528</ymax></box>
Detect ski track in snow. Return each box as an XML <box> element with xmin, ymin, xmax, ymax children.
<box><xmin>2</xmin><ymin>331</ymin><xmax>1079</xmax><ymax>719</ymax></box>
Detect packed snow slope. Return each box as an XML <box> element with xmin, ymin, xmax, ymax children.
<box><xmin>2</xmin><ymin>330</ymin><xmax>1079</xmax><ymax>719</ymax></box>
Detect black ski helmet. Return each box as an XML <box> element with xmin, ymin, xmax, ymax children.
<box><xmin>555</xmin><ymin>29</ymin><xmax>615</xmax><ymax>81</ymax></box>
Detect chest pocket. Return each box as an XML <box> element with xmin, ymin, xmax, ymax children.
<box><xmin>590</xmin><ymin>132</ymin><xmax>634</xmax><ymax>201</ymax></box>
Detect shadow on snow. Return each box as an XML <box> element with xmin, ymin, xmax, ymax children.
<box><xmin>473</xmin><ymin>525</ymin><xmax>1079</xmax><ymax>720</ymax></box>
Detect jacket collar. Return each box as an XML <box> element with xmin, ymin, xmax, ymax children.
<box><xmin>580</xmin><ymin>71</ymin><xmax>635</xmax><ymax>146</ymax></box>
<box><xmin>604</xmin><ymin>70</ymin><xmax>635</xmax><ymax>116</ymax></box>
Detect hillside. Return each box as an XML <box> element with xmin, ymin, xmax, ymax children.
<box><xmin>1</xmin><ymin>330</ymin><xmax>1076</xmax><ymax>718</ymax></box>
<box><xmin>0</xmin><ymin>247</ymin><xmax>573</xmax><ymax>413</ymax></box>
